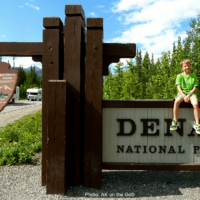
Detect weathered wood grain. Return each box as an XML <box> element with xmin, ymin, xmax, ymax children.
<box><xmin>47</xmin><ymin>80</ymin><xmax>66</xmax><ymax>194</ymax></box>
<box><xmin>46</xmin><ymin>80</ymin><xmax>56</xmax><ymax>193</ymax></box>
<box><xmin>84</xmin><ymin>18</ymin><xmax>103</xmax><ymax>188</ymax></box>
<box><xmin>42</xmin><ymin>17</ymin><xmax>63</xmax><ymax>188</ymax></box>
<box><xmin>65</xmin><ymin>4</ymin><xmax>85</xmax><ymax>22</ymax></box>
<box><xmin>43</xmin><ymin>17</ymin><xmax>64</xmax><ymax>30</ymax></box>
<box><xmin>64</xmin><ymin>4</ymin><xmax>86</xmax><ymax>187</ymax></box>
<box><xmin>0</xmin><ymin>43</ymin><xmax>43</xmax><ymax>56</ymax></box>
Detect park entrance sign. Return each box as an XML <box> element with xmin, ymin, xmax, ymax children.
<box><xmin>102</xmin><ymin>100</ymin><xmax>200</xmax><ymax>170</ymax></box>
<box><xmin>0</xmin><ymin>3</ymin><xmax>199</xmax><ymax>196</ymax></box>
<box><xmin>0</xmin><ymin>62</ymin><xmax>19</xmax><ymax>112</ymax></box>
<box><xmin>103</xmin><ymin>106</ymin><xmax>200</xmax><ymax>165</ymax></box>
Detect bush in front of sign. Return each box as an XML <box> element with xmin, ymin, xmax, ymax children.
<box><xmin>0</xmin><ymin>110</ymin><xmax>42</xmax><ymax>166</ymax></box>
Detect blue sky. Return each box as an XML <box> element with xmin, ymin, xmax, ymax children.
<box><xmin>0</xmin><ymin>0</ymin><xmax>200</xmax><ymax>68</ymax></box>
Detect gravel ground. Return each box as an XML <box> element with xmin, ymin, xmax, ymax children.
<box><xmin>1</xmin><ymin>163</ymin><xmax>200</xmax><ymax>200</ymax></box>
<box><xmin>1</xmin><ymin>101</ymin><xmax>200</xmax><ymax>199</ymax></box>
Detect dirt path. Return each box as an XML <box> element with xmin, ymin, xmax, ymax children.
<box><xmin>0</xmin><ymin>104</ymin><xmax>42</xmax><ymax>129</ymax></box>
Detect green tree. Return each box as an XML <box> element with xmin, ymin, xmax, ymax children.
<box><xmin>112</xmin><ymin>62</ymin><xmax>125</xmax><ymax>99</ymax></box>
<box><xmin>135</xmin><ymin>48</ymin><xmax>142</xmax><ymax>83</ymax></box>
<box><xmin>17</xmin><ymin>67</ymin><xmax>26</xmax><ymax>86</ymax></box>
<box><xmin>103</xmin><ymin>67</ymin><xmax>115</xmax><ymax>99</ymax></box>
<box><xmin>141</xmin><ymin>51</ymin><xmax>151</xmax><ymax>98</ymax></box>
<box><xmin>102</xmin><ymin>12</ymin><xmax>200</xmax><ymax>100</ymax></box>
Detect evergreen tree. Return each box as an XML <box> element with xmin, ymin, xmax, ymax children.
<box><xmin>126</xmin><ymin>59</ymin><xmax>136</xmax><ymax>74</ymax></box>
<box><xmin>122</xmin><ymin>69</ymin><xmax>139</xmax><ymax>99</ymax></box>
<box><xmin>142</xmin><ymin>51</ymin><xmax>151</xmax><ymax>98</ymax></box>
<box><xmin>150</xmin><ymin>53</ymin><xmax>156</xmax><ymax>76</ymax></box>
<box><xmin>102</xmin><ymin>12</ymin><xmax>200</xmax><ymax>100</ymax></box>
<box><xmin>12</xmin><ymin>65</ymin><xmax>43</xmax><ymax>99</ymax></box>
<box><xmin>142</xmin><ymin>51</ymin><xmax>151</xmax><ymax>82</ymax></box>
<box><xmin>171</xmin><ymin>42</ymin><xmax>177</xmax><ymax>70</ymax></box>
<box><xmin>186</xmin><ymin>12</ymin><xmax>200</xmax><ymax>45</ymax></box>
<box><xmin>152</xmin><ymin>58</ymin><xmax>163</xmax><ymax>99</ymax></box>
<box><xmin>103</xmin><ymin>67</ymin><xmax>115</xmax><ymax>99</ymax></box>
<box><xmin>113</xmin><ymin>62</ymin><xmax>124</xmax><ymax>99</ymax></box>
<box><xmin>136</xmin><ymin>48</ymin><xmax>142</xmax><ymax>83</ymax></box>
<box><xmin>17</xmin><ymin>67</ymin><xmax>26</xmax><ymax>86</ymax></box>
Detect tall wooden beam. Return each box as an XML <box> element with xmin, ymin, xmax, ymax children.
<box><xmin>84</xmin><ymin>18</ymin><xmax>103</xmax><ymax>188</ymax></box>
<box><xmin>47</xmin><ymin>80</ymin><xmax>67</xmax><ymax>194</ymax></box>
<box><xmin>64</xmin><ymin>4</ymin><xmax>86</xmax><ymax>187</ymax></box>
<box><xmin>42</xmin><ymin>17</ymin><xmax>64</xmax><ymax>188</ymax></box>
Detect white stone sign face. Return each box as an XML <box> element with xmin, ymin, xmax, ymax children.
<box><xmin>0</xmin><ymin>62</ymin><xmax>19</xmax><ymax>112</ymax></box>
<box><xmin>102</xmin><ymin>108</ymin><xmax>200</xmax><ymax>163</ymax></box>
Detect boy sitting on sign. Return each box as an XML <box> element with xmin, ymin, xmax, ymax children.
<box><xmin>170</xmin><ymin>59</ymin><xmax>200</xmax><ymax>134</ymax></box>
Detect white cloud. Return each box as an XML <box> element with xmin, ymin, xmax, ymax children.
<box><xmin>89</xmin><ymin>12</ymin><xmax>96</xmax><ymax>17</ymax></box>
<box><xmin>112</xmin><ymin>0</ymin><xmax>159</xmax><ymax>13</ymax></box>
<box><xmin>96</xmin><ymin>5</ymin><xmax>105</xmax><ymax>8</ymax></box>
<box><xmin>2</xmin><ymin>57</ymin><xmax>42</xmax><ymax>69</ymax></box>
<box><xmin>1</xmin><ymin>35</ymin><xmax>6</xmax><ymax>37</ymax></box>
<box><xmin>25</xmin><ymin>3</ymin><xmax>40</xmax><ymax>11</ymax></box>
<box><xmin>121</xmin><ymin>0</ymin><xmax>198</xmax><ymax>25</ymax></box>
<box><xmin>19</xmin><ymin>6</ymin><xmax>24</xmax><ymax>8</ymax></box>
<box><xmin>109</xmin><ymin>0</ymin><xmax>200</xmax><ymax>66</ymax></box>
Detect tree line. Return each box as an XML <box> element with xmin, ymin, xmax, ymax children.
<box><xmin>15</xmin><ymin>66</ymin><xmax>42</xmax><ymax>99</ymax></box>
<box><xmin>103</xmin><ymin>13</ymin><xmax>200</xmax><ymax>100</ymax></box>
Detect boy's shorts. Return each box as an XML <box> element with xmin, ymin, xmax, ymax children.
<box><xmin>174</xmin><ymin>93</ymin><xmax>198</xmax><ymax>105</ymax></box>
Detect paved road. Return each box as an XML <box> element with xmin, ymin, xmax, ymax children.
<box><xmin>0</xmin><ymin>100</ymin><xmax>42</xmax><ymax>114</ymax></box>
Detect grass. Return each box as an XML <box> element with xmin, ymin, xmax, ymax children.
<box><xmin>0</xmin><ymin>110</ymin><xmax>42</xmax><ymax>166</ymax></box>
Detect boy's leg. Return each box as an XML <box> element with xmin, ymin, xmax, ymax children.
<box><xmin>190</xmin><ymin>95</ymin><xmax>200</xmax><ymax>134</ymax></box>
<box><xmin>173</xmin><ymin>94</ymin><xmax>184</xmax><ymax>121</ymax></box>
<box><xmin>191</xmin><ymin>95</ymin><xmax>199</xmax><ymax>124</ymax></box>
<box><xmin>170</xmin><ymin>94</ymin><xmax>184</xmax><ymax>130</ymax></box>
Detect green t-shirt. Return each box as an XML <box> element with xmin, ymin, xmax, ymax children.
<box><xmin>175</xmin><ymin>72</ymin><xmax>198</xmax><ymax>95</ymax></box>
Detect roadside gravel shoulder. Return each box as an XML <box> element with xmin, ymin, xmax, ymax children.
<box><xmin>0</xmin><ymin>104</ymin><xmax>42</xmax><ymax>129</ymax></box>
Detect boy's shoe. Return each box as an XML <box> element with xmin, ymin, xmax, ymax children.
<box><xmin>193</xmin><ymin>122</ymin><xmax>200</xmax><ymax>134</ymax></box>
<box><xmin>170</xmin><ymin>120</ymin><xmax>178</xmax><ymax>131</ymax></box>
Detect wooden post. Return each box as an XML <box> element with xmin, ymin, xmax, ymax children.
<box><xmin>84</xmin><ymin>18</ymin><xmax>103</xmax><ymax>188</ymax></box>
<box><xmin>47</xmin><ymin>80</ymin><xmax>66</xmax><ymax>194</ymax></box>
<box><xmin>64</xmin><ymin>5</ymin><xmax>86</xmax><ymax>186</ymax></box>
<box><xmin>42</xmin><ymin>17</ymin><xmax>64</xmax><ymax>186</ymax></box>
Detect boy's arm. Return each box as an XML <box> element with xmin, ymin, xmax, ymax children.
<box><xmin>177</xmin><ymin>85</ymin><xmax>186</xmax><ymax>98</ymax></box>
<box><xmin>184</xmin><ymin>86</ymin><xmax>196</xmax><ymax>103</ymax></box>
<box><xmin>189</xmin><ymin>86</ymin><xmax>196</xmax><ymax>95</ymax></box>
<box><xmin>184</xmin><ymin>86</ymin><xmax>196</xmax><ymax>102</ymax></box>
<box><xmin>186</xmin><ymin>74</ymin><xmax>198</xmax><ymax>100</ymax></box>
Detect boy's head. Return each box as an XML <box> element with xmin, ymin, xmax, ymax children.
<box><xmin>180</xmin><ymin>59</ymin><xmax>191</xmax><ymax>68</ymax></box>
<box><xmin>180</xmin><ymin>59</ymin><xmax>191</xmax><ymax>72</ymax></box>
